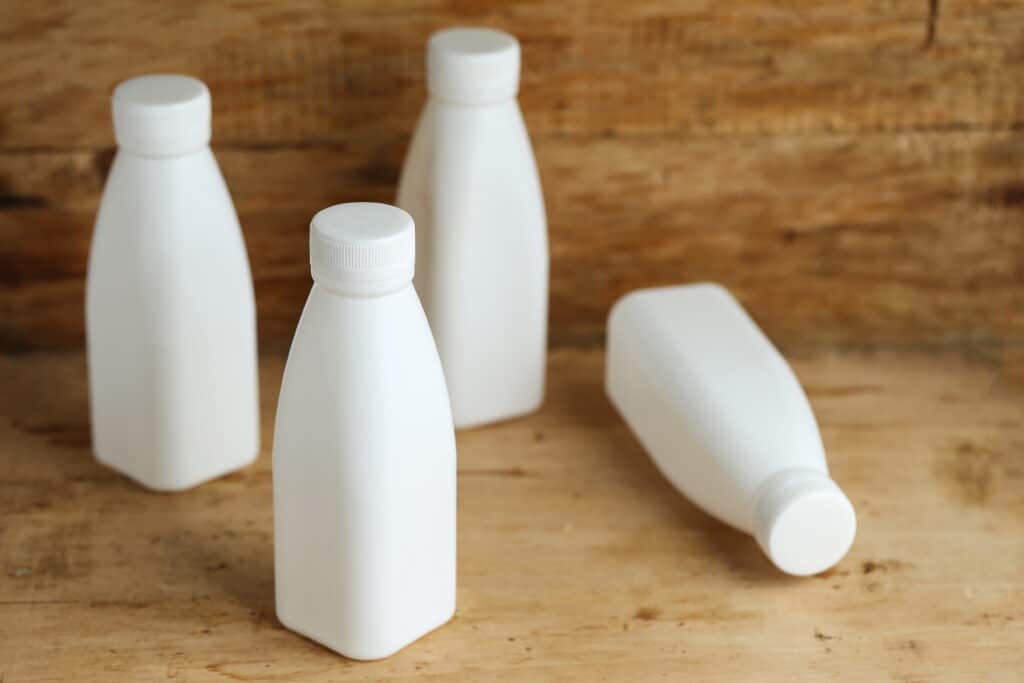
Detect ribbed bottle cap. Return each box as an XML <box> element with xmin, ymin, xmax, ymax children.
<box><xmin>309</xmin><ymin>203</ymin><xmax>415</xmax><ymax>295</ymax></box>
<box><xmin>112</xmin><ymin>75</ymin><xmax>211</xmax><ymax>157</ymax></box>
<box><xmin>753</xmin><ymin>468</ymin><xmax>857</xmax><ymax>576</ymax></box>
<box><xmin>427</xmin><ymin>28</ymin><xmax>520</xmax><ymax>104</ymax></box>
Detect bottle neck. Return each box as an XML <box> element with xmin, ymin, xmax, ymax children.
<box><xmin>312</xmin><ymin>278</ymin><xmax>412</xmax><ymax>300</ymax></box>
<box><xmin>429</xmin><ymin>92</ymin><xmax>517</xmax><ymax>109</ymax></box>
<box><xmin>117</xmin><ymin>143</ymin><xmax>210</xmax><ymax>161</ymax></box>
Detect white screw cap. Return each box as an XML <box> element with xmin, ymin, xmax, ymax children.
<box><xmin>112</xmin><ymin>75</ymin><xmax>211</xmax><ymax>157</ymax></box>
<box><xmin>753</xmin><ymin>468</ymin><xmax>857</xmax><ymax>576</ymax></box>
<box><xmin>310</xmin><ymin>203</ymin><xmax>416</xmax><ymax>296</ymax></box>
<box><xmin>427</xmin><ymin>27</ymin><xmax>520</xmax><ymax>104</ymax></box>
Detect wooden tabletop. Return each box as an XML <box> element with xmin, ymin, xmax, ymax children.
<box><xmin>1</xmin><ymin>347</ymin><xmax>1022</xmax><ymax>681</ymax></box>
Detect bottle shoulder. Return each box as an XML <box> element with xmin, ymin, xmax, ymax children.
<box><xmin>93</xmin><ymin>148</ymin><xmax>241</xmax><ymax>251</ymax></box>
<box><xmin>276</xmin><ymin>285</ymin><xmax>452</xmax><ymax>435</ymax></box>
<box><xmin>402</xmin><ymin>104</ymin><xmax>544</xmax><ymax>221</ymax></box>
<box><xmin>609</xmin><ymin>284</ymin><xmax>823</xmax><ymax>461</ymax></box>
<box><xmin>104</xmin><ymin>146</ymin><xmax>222</xmax><ymax>180</ymax></box>
<box><xmin>411</xmin><ymin>100</ymin><xmax>535</xmax><ymax>162</ymax></box>
<box><xmin>88</xmin><ymin>151</ymin><xmax>252</xmax><ymax>306</ymax></box>
<box><xmin>98</xmin><ymin>148</ymin><xmax>231</xmax><ymax>217</ymax></box>
<box><xmin>284</xmin><ymin>285</ymin><xmax>437</xmax><ymax>369</ymax></box>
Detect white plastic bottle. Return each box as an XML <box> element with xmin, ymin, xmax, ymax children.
<box><xmin>605</xmin><ymin>284</ymin><xmax>856</xmax><ymax>576</ymax></box>
<box><xmin>273</xmin><ymin>203</ymin><xmax>456</xmax><ymax>660</ymax></box>
<box><xmin>397</xmin><ymin>27</ymin><xmax>549</xmax><ymax>429</ymax></box>
<box><xmin>86</xmin><ymin>75</ymin><xmax>259</xmax><ymax>492</ymax></box>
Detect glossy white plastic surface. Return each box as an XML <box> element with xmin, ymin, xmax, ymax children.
<box><xmin>605</xmin><ymin>284</ymin><xmax>856</xmax><ymax>576</ymax></box>
<box><xmin>86</xmin><ymin>75</ymin><xmax>259</xmax><ymax>492</ymax></box>
<box><xmin>273</xmin><ymin>203</ymin><xmax>456</xmax><ymax>660</ymax></box>
<box><xmin>397</xmin><ymin>27</ymin><xmax>548</xmax><ymax>429</ymax></box>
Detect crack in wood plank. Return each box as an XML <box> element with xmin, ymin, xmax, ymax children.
<box><xmin>925</xmin><ymin>0</ymin><xmax>941</xmax><ymax>49</ymax></box>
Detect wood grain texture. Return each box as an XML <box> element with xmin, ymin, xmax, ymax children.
<box><xmin>1</xmin><ymin>0</ymin><xmax>1022</xmax><ymax>351</ymax></box>
<box><xmin>2</xmin><ymin>130</ymin><xmax>1023</xmax><ymax>349</ymax></box>
<box><xmin>1</xmin><ymin>348</ymin><xmax>1022</xmax><ymax>680</ymax></box>
<box><xmin>2</xmin><ymin>0</ymin><xmax>1023</xmax><ymax>147</ymax></box>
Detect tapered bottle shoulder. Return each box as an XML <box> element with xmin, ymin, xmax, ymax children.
<box><xmin>281</xmin><ymin>285</ymin><xmax>448</xmax><ymax>397</ymax></box>
<box><xmin>87</xmin><ymin>147</ymin><xmax>255</xmax><ymax>344</ymax></box>
<box><xmin>415</xmin><ymin>100</ymin><xmax>539</xmax><ymax>177</ymax></box>
<box><xmin>402</xmin><ymin>100</ymin><xmax>547</xmax><ymax>264</ymax></box>
<box><xmin>291</xmin><ymin>283</ymin><xmax>432</xmax><ymax>338</ymax></box>
<box><xmin>275</xmin><ymin>284</ymin><xmax>454</xmax><ymax>469</ymax></box>
<box><xmin>608</xmin><ymin>284</ymin><xmax>825</xmax><ymax>469</ymax></box>
<box><xmin>96</xmin><ymin>148</ymin><xmax>237</xmax><ymax>229</ymax></box>
<box><xmin>90</xmin><ymin>148</ymin><xmax>250</xmax><ymax>279</ymax></box>
<box><xmin>612</xmin><ymin>284</ymin><xmax>803</xmax><ymax>398</ymax></box>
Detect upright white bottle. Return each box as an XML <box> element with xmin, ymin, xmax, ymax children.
<box><xmin>605</xmin><ymin>284</ymin><xmax>856</xmax><ymax>576</ymax></box>
<box><xmin>273</xmin><ymin>203</ymin><xmax>456</xmax><ymax>660</ymax></box>
<box><xmin>86</xmin><ymin>75</ymin><xmax>259</xmax><ymax>491</ymax></box>
<box><xmin>397</xmin><ymin>27</ymin><xmax>549</xmax><ymax>429</ymax></box>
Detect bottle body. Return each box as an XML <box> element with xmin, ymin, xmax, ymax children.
<box><xmin>397</xmin><ymin>98</ymin><xmax>548</xmax><ymax>429</ymax></box>
<box><xmin>85</xmin><ymin>148</ymin><xmax>259</xmax><ymax>491</ymax></box>
<box><xmin>273</xmin><ymin>283</ymin><xmax>456</xmax><ymax>660</ymax></box>
<box><xmin>606</xmin><ymin>283</ymin><xmax>855</xmax><ymax>576</ymax></box>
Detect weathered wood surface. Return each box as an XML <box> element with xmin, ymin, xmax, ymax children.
<box><xmin>1</xmin><ymin>1</ymin><xmax>1023</xmax><ymax>351</ymax></box>
<box><xmin>0</xmin><ymin>348</ymin><xmax>1022</xmax><ymax>680</ymax></box>
<box><xmin>2</xmin><ymin>1</ymin><xmax>1022</xmax><ymax>146</ymax></box>
<box><xmin>2</xmin><ymin>130</ymin><xmax>1024</xmax><ymax>350</ymax></box>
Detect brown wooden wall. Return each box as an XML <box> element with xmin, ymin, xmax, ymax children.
<box><xmin>1</xmin><ymin>1</ymin><xmax>1022</xmax><ymax>351</ymax></box>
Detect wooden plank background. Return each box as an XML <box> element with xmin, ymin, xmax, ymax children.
<box><xmin>1</xmin><ymin>0</ymin><xmax>1023</xmax><ymax>350</ymax></box>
